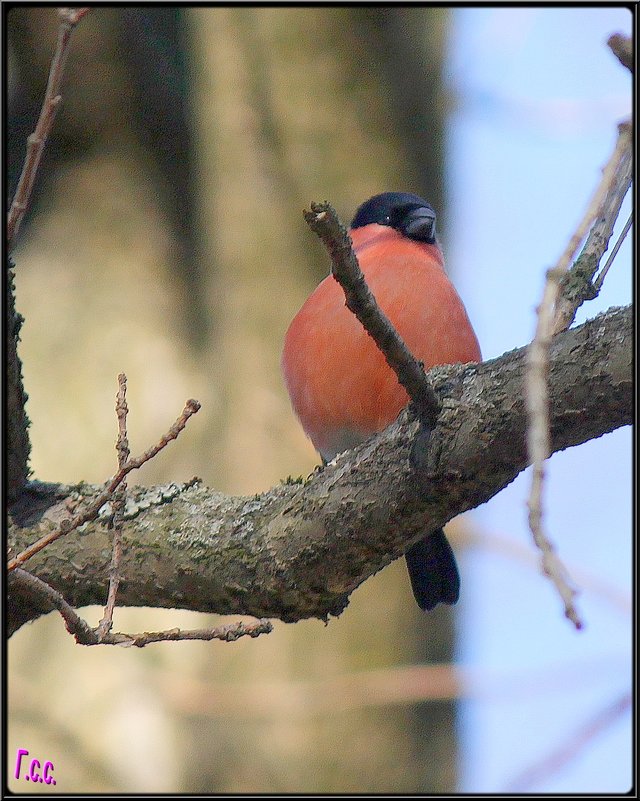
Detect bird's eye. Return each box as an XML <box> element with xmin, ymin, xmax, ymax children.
<box><xmin>383</xmin><ymin>215</ymin><xmax>391</xmax><ymax>224</ymax></box>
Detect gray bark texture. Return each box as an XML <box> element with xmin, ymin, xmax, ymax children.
<box><xmin>7</xmin><ymin>262</ymin><xmax>31</xmax><ymax>503</ymax></box>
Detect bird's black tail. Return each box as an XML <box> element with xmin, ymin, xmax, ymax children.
<box><xmin>405</xmin><ymin>529</ymin><xmax>460</xmax><ymax>611</ymax></box>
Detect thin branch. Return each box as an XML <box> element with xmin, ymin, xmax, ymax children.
<box><xmin>100</xmin><ymin>619</ymin><xmax>273</xmax><ymax>647</ymax></box>
<box><xmin>525</xmin><ymin>121</ymin><xmax>632</xmax><ymax>630</ymax></box>
<box><xmin>10</xmin><ymin>568</ymin><xmax>272</xmax><ymax>647</ymax></box>
<box><xmin>7</xmin><ymin>397</ymin><xmax>201</xmax><ymax>572</ymax></box>
<box><xmin>11</xmin><ymin>567</ymin><xmax>97</xmax><ymax>641</ymax></box>
<box><xmin>116</xmin><ymin>397</ymin><xmax>202</xmax><ymax>471</ymax></box>
<box><xmin>96</xmin><ymin>373</ymin><xmax>129</xmax><ymax>640</ymax></box>
<box><xmin>303</xmin><ymin>201</ymin><xmax>441</xmax><ymax>430</ymax></box>
<box><xmin>593</xmin><ymin>212</ymin><xmax>633</xmax><ymax>294</ymax></box>
<box><xmin>7</xmin><ymin>7</ymin><xmax>91</xmax><ymax>251</ymax></box>
<box><xmin>504</xmin><ymin>692</ymin><xmax>631</xmax><ymax>792</ymax></box>
<box><xmin>553</xmin><ymin>123</ymin><xmax>633</xmax><ymax>334</ymax></box>
<box><xmin>527</xmin><ymin>273</ymin><xmax>582</xmax><ymax>627</ymax></box>
<box><xmin>607</xmin><ymin>32</ymin><xmax>633</xmax><ymax>72</ymax></box>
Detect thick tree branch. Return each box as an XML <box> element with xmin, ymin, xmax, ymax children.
<box><xmin>8</xmin><ymin>305</ymin><xmax>631</xmax><ymax>635</ymax></box>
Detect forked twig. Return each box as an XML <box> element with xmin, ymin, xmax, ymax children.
<box><xmin>7</xmin><ymin>397</ymin><xmax>201</xmax><ymax>572</ymax></box>
<box><xmin>553</xmin><ymin>123</ymin><xmax>633</xmax><ymax>334</ymax></box>
<box><xmin>10</xmin><ymin>568</ymin><xmax>272</xmax><ymax>647</ymax></box>
<box><xmin>8</xmin><ymin>379</ymin><xmax>272</xmax><ymax>647</ymax></box>
<box><xmin>525</xmin><ymin>118</ymin><xmax>632</xmax><ymax>630</ymax></box>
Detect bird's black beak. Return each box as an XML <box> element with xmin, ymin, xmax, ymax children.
<box><xmin>402</xmin><ymin>207</ymin><xmax>437</xmax><ymax>243</ymax></box>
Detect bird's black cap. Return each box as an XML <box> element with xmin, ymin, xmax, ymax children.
<box><xmin>351</xmin><ymin>192</ymin><xmax>437</xmax><ymax>244</ymax></box>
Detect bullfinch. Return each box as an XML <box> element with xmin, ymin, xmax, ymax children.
<box><xmin>281</xmin><ymin>192</ymin><xmax>481</xmax><ymax>610</ymax></box>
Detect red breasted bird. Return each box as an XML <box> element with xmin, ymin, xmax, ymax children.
<box><xmin>281</xmin><ymin>192</ymin><xmax>481</xmax><ymax>610</ymax></box>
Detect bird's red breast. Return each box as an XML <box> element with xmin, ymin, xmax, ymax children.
<box><xmin>282</xmin><ymin>222</ymin><xmax>481</xmax><ymax>460</ymax></box>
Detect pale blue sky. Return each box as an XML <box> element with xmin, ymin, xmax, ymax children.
<box><xmin>447</xmin><ymin>7</ymin><xmax>632</xmax><ymax>792</ymax></box>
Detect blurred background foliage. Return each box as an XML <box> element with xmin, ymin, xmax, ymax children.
<box><xmin>7</xmin><ymin>6</ymin><xmax>469</xmax><ymax>792</ymax></box>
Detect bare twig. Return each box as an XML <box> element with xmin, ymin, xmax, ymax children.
<box><xmin>607</xmin><ymin>33</ymin><xmax>633</xmax><ymax>72</ymax></box>
<box><xmin>96</xmin><ymin>373</ymin><xmax>129</xmax><ymax>640</ymax></box>
<box><xmin>553</xmin><ymin>123</ymin><xmax>633</xmax><ymax>333</ymax></box>
<box><xmin>9</xmin><ymin>381</ymin><xmax>270</xmax><ymax>648</ymax></box>
<box><xmin>593</xmin><ymin>212</ymin><xmax>633</xmax><ymax>294</ymax></box>
<box><xmin>504</xmin><ymin>692</ymin><xmax>631</xmax><ymax>792</ymax></box>
<box><xmin>10</xmin><ymin>568</ymin><xmax>272</xmax><ymax>646</ymax></box>
<box><xmin>100</xmin><ymin>619</ymin><xmax>273</xmax><ymax>647</ymax></box>
<box><xmin>114</xmin><ymin>372</ymin><xmax>130</xmax><ymax>466</ymax></box>
<box><xmin>7</xmin><ymin>397</ymin><xmax>201</xmax><ymax>572</ymax></box>
<box><xmin>7</xmin><ymin>7</ymin><xmax>91</xmax><ymax>251</ymax></box>
<box><xmin>526</xmin><ymin>292</ymin><xmax>581</xmax><ymax>628</ymax></box>
<box><xmin>11</xmin><ymin>567</ymin><xmax>98</xmax><ymax>641</ymax></box>
<box><xmin>525</xmin><ymin>120</ymin><xmax>632</xmax><ymax>630</ymax></box>
<box><xmin>303</xmin><ymin>201</ymin><xmax>441</xmax><ymax>429</ymax></box>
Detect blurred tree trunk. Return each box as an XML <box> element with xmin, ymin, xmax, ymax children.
<box><xmin>7</xmin><ymin>7</ymin><xmax>207</xmax><ymax>349</ymax></box>
<box><xmin>352</xmin><ymin>9</ymin><xmax>457</xmax><ymax>790</ymax></box>
<box><xmin>189</xmin><ymin>7</ymin><xmax>455</xmax><ymax>792</ymax></box>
